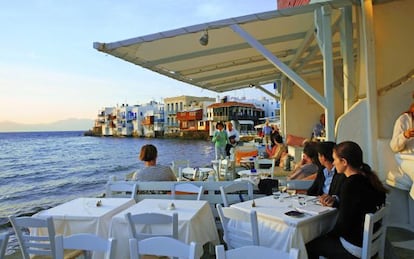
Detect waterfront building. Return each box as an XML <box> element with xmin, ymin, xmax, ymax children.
<box><xmin>207</xmin><ymin>99</ymin><xmax>264</xmax><ymax>136</ymax></box>
<box><xmin>93</xmin><ymin>107</ymin><xmax>116</xmax><ymax>136</ymax></box>
<box><xmin>163</xmin><ymin>96</ymin><xmax>215</xmax><ymax>135</ymax></box>
<box><xmin>135</xmin><ymin>101</ymin><xmax>164</xmax><ymax>137</ymax></box>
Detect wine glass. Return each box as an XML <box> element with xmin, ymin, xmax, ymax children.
<box><xmin>286</xmin><ymin>183</ymin><xmax>296</xmax><ymax>196</ymax></box>
<box><xmin>278</xmin><ymin>181</ymin><xmax>287</xmax><ymax>193</ymax></box>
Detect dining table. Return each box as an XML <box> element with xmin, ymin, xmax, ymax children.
<box><xmin>32</xmin><ymin>197</ymin><xmax>136</xmax><ymax>259</ymax></box>
<box><xmin>33</xmin><ymin>197</ymin><xmax>136</xmax><ymax>238</ymax></box>
<box><xmin>230</xmin><ymin>195</ymin><xmax>337</xmax><ymax>259</ymax></box>
<box><xmin>181</xmin><ymin>167</ymin><xmax>214</xmax><ymax>181</ymax></box>
<box><xmin>109</xmin><ymin>198</ymin><xmax>220</xmax><ymax>259</ymax></box>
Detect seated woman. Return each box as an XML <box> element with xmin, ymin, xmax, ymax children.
<box><xmin>287</xmin><ymin>141</ymin><xmax>321</xmax><ymax>180</ymax></box>
<box><xmin>306</xmin><ymin>141</ymin><xmax>387</xmax><ymax>259</ymax></box>
<box><xmin>132</xmin><ymin>144</ymin><xmax>177</xmax><ymax>181</ymax></box>
<box><xmin>266</xmin><ymin>134</ymin><xmax>287</xmax><ymax>166</ymax></box>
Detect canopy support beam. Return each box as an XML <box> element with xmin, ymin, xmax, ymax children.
<box><xmin>229</xmin><ymin>24</ymin><xmax>326</xmax><ymax>109</ymax></box>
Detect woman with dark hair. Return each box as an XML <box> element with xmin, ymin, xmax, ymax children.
<box><xmin>132</xmin><ymin>144</ymin><xmax>177</xmax><ymax>181</ymax></box>
<box><xmin>287</xmin><ymin>141</ymin><xmax>321</xmax><ymax>180</ymax></box>
<box><xmin>306</xmin><ymin>141</ymin><xmax>387</xmax><ymax>259</ymax></box>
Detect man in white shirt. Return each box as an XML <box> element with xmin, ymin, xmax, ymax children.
<box><xmin>390</xmin><ymin>102</ymin><xmax>414</xmax><ymax>199</ymax></box>
<box><xmin>226</xmin><ymin>122</ymin><xmax>239</xmax><ymax>158</ymax></box>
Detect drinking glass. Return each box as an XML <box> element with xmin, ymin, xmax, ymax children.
<box><xmin>278</xmin><ymin>181</ymin><xmax>287</xmax><ymax>193</ymax></box>
<box><xmin>298</xmin><ymin>195</ymin><xmax>306</xmax><ymax>206</ymax></box>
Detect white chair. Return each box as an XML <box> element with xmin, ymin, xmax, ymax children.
<box><xmin>55</xmin><ymin>233</ymin><xmax>115</xmax><ymax>259</ymax></box>
<box><xmin>215</xmin><ymin>245</ymin><xmax>299</xmax><ymax>259</ymax></box>
<box><xmin>171</xmin><ymin>182</ymin><xmax>204</xmax><ymax>200</ymax></box>
<box><xmin>105</xmin><ymin>181</ymin><xmax>138</xmax><ymax>201</ymax></box>
<box><xmin>218</xmin><ymin>158</ymin><xmax>235</xmax><ymax>180</ymax></box>
<box><xmin>0</xmin><ymin>232</ymin><xmax>9</xmax><ymax>259</ymax></box>
<box><xmin>254</xmin><ymin>158</ymin><xmax>275</xmax><ymax>178</ymax></box>
<box><xmin>216</xmin><ymin>204</ymin><xmax>259</xmax><ymax>249</ymax></box>
<box><xmin>8</xmin><ymin>215</ymin><xmax>82</xmax><ymax>259</ymax></box>
<box><xmin>361</xmin><ymin>207</ymin><xmax>386</xmax><ymax>259</ymax></box>
<box><xmin>220</xmin><ymin>181</ymin><xmax>254</xmax><ymax>207</ymax></box>
<box><xmin>129</xmin><ymin>236</ymin><xmax>197</xmax><ymax>259</ymax></box>
<box><xmin>171</xmin><ymin>159</ymin><xmax>190</xmax><ymax>178</ymax></box>
<box><xmin>125</xmin><ymin>212</ymin><xmax>178</xmax><ymax>240</ymax></box>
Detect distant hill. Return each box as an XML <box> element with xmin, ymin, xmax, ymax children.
<box><xmin>0</xmin><ymin>118</ymin><xmax>94</xmax><ymax>132</ymax></box>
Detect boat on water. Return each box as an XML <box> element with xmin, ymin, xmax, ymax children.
<box><xmin>90</xmin><ymin>0</ymin><xmax>412</xmax><ymax>256</ymax></box>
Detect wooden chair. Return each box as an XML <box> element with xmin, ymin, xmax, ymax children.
<box><xmin>218</xmin><ymin>158</ymin><xmax>233</xmax><ymax>180</ymax></box>
<box><xmin>216</xmin><ymin>203</ymin><xmax>259</xmax><ymax>249</ymax></box>
<box><xmin>8</xmin><ymin>215</ymin><xmax>82</xmax><ymax>259</ymax></box>
<box><xmin>105</xmin><ymin>181</ymin><xmax>138</xmax><ymax>201</ymax></box>
<box><xmin>0</xmin><ymin>232</ymin><xmax>9</xmax><ymax>259</ymax></box>
<box><xmin>215</xmin><ymin>245</ymin><xmax>299</xmax><ymax>259</ymax></box>
<box><xmin>220</xmin><ymin>181</ymin><xmax>253</xmax><ymax>207</ymax></box>
<box><xmin>55</xmin><ymin>233</ymin><xmax>115</xmax><ymax>259</ymax></box>
<box><xmin>129</xmin><ymin>236</ymin><xmax>197</xmax><ymax>259</ymax></box>
<box><xmin>125</xmin><ymin>212</ymin><xmax>178</xmax><ymax>240</ymax></box>
<box><xmin>171</xmin><ymin>182</ymin><xmax>204</xmax><ymax>200</ymax></box>
<box><xmin>361</xmin><ymin>207</ymin><xmax>386</xmax><ymax>259</ymax></box>
<box><xmin>171</xmin><ymin>159</ymin><xmax>190</xmax><ymax>178</ymax></box>
<box><xmin>254</xmin><ymin>158</ymin><xmax>275</xmax><ymax>178</ymax></box>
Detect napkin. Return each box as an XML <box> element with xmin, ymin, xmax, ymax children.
<box><xmin>295</xmin><ymin>204</ymin><xmax>334</xmax><ymax>215</ymax></box>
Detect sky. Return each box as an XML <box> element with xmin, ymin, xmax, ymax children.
<box><xmin>0</xmin><ymin>1</ymin><xmax>278</xmax><ymax>124</ymax></box>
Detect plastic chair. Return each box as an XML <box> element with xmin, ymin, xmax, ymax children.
<box><xmin>55</xmin><ymin>233</ymin><xmax>115</xmax><ymax>259</ymax></box>
<box><xmin>171</xmin><ymin>182</ymin><xmax>204</xmax><ymax>200</ymax></box>
<box><xmin>216</xmin><ymin>204</ymin><xmax>259</xmax><ymax>249</ymax></box>
<box><xmin>361</xmin><ymin>207</ymin><xmax>386</xmax><ymax>259</ymax></box>
<box><xmin>215</xmin><ymin>245</ymin><xmax>299</xmax><ymax>259</ymax></box>
<box><xmin>220</xmin><ymin>181</ymin><xmax>254</xmax><ymax>207</ymax></box>
<box><xmin>125</xmin><ymin>212</ymin><xmax>178</xmax><ymax>240</ymax></box>
<box><xmin>8</xmin><ymin>215</ymin><xmax>82</xmax><ymax>259</ymax></box>
<box><xmin>105</xmin><ymin>181</ymin><xmax>138</xmax><ymax>201</ymax></box>
<box><xmin>0</xmin><ymin>232</ymin><xmax>9</xmax><ymax>259</ymax></box>
<box><xmin>254</xmin><ymin>158</ymin><xmax>275</xmax><ymax>178</ymax></box>
<box><xmin>129</xmin><ymin>236</ymin><xmax>197</xmax><ymax>259</ymax></box>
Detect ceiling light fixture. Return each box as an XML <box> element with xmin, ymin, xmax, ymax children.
<box><xmin>199</xmin><ymin>30</ymin><xmax>209</xmax><ymax>46</ymax></box>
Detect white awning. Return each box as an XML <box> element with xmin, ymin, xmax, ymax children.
<box><xmin>93</xmin><ymin>0</ymin><xmax>353</xmax><ymax>94</ymax></box>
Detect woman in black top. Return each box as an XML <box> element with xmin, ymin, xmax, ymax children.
<box><xmin>306</xmin><ymin>141</ymin><xmax>387</xmax><ymax>259</ymax></box>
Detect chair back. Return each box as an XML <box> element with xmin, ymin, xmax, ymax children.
<box><xmin>125</xmin><ymin>212</ymin><xmax>178</xmax><ymax>240</ymax></box>
<box><xmin>218</xmin><ymin>158</ymin><xmax>233</xmax><ymax>180</ymax></box>
<box><xmin>216</xmin><ymin>204</ymin><xmax>259</xmax><ymax>249</ymax></box>
<box><xmin>171</xmin><ymin>182</ymin><xmax>204</xmax><ymax>200</ymax></box>
<box><xmin>362</xmin><ymin>206</ymin><xmax>386</xmax><ymax>259</ymax></box>
<box><xmin>55</xmin><ymin>233</ymin><xmax>115</xmax><ymax>259</ymax></box>
<box><xmin>9</xmin><ymin>215</ymin><xmax>57</xmax><ymax>259</ymax></box>
<box><xmin>0</xmin><ymin>232</ymin><xmax>9</xmax><ymax>259</ymax></box>
<box><xmin>254</xmin><ymin>158</ymin><xmax>275</xmax><ymax>178</ymax></box>
<box><xmin>220</xmin><ymin>181</ymin><xmax>253</xmax><ymax>207</ymax></box>
<box><xmin>171</xmin><ymin>159</ymin><xmax>190</xmax><ymax>178</ymax></box>
<box><xmin>129</xmin><ymin>236</ymin><xmax>197</xmax><ymax>259</ymax></box>
<box><xmin>215</xmin><ymin>245</ymin><xmax>299</xmax><ymax>259</ymax></box>
<box><xmin>105</xmin><ymin>181</ymin><xmax>138</xmax><ymax>201</ymax></box>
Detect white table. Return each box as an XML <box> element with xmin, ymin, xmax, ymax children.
<box><xmin>181</xmin><ymin>167</ymin><xmax>214</xmax><ymax>181</ymax></box>
<box><xmin>33</xmin><ymin>198</ymin><xmax>135</xmax><ymax>238</ymax></box>
<box><xmin>109</xmin><ymin>199</ymin><xmax>220</xmax><ymax>259</ymax></box>
<box><xmin>33</xmin><ymin>197</ymin><xmax>135</xmax><ymax>259</ymax></box>
<box><xmin>231</xmin><ymin>195</ymin><xmax>337</xmax><ymax>259</ymax></box>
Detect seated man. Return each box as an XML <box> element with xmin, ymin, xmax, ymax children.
<box><xmin>307</xmin><ymin>141</ymin><xmax>345</xmax><ymax>207</ymax></box>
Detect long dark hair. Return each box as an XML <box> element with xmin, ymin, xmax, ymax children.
<box><xmin>303</xmin><ymin>141</ymin><xmax>322</xmax><ymax>169</ymax></box>
<box><xmin>334</xmin><ymin>141</ymin><xmax>388</xmax><ymax>193</ymax></box>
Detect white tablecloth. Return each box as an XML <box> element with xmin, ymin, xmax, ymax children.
<box><xmin>231</xmin><ymin>195</ymin><xmax>337</xmax><ymax>259</ymax></box>
<box><xmin>109</xmin><ymin>199</ymin><xmax>220</xmax><ymax>259</ymax></box>
<box><xmin>181</xmin><ymin>167</ymin><xmax>214</xmax><ymax>180</ymax></box>
<box><xmin>34</xmin><ymin>197</ymin><xmax>135</xmax><ymax>238</ymax></box>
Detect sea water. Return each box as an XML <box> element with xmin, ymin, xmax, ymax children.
<box><xmin>0</xmin><ymin>131</ymin><xmax>215</xmax><ymax>227</ymax></box>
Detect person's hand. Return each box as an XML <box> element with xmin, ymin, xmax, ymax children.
<box><xmin>404</xmin><ymin>128</ymin><xmax>414</xmax><ymax>139</ymax></box>
<box><xmin>319</xmin><ymin>194</ymin><xmax>335</xmax><ymax>207</ymax></box>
